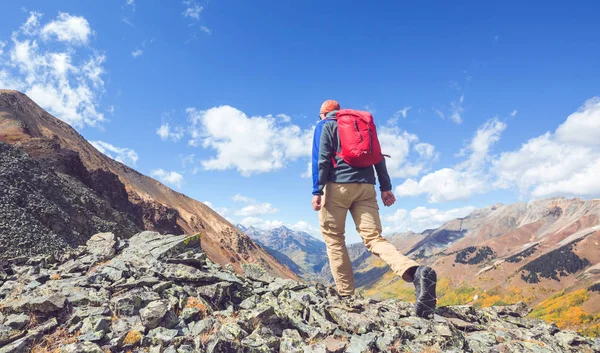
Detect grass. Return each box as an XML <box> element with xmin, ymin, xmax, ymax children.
<box><xmin>30</xmin><ymin>328</ymin><xmax>79</xmax><ymax>353</ymax></box>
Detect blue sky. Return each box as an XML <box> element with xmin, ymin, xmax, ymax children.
<box><xmin>1</xmin><ymin>1</ymin><xmax>599</xmax><ymax>243</ymax></box>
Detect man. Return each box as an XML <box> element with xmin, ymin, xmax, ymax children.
<box><xmin>311</xmin><ymin>99</ymin><xmax>437</xmax><ymax>318</ymax></box>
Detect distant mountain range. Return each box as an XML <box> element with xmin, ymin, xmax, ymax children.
<box><xmin>237</xmin><ymin>225</ymin><xmax>328</xmax><ymax>280</ymax></box>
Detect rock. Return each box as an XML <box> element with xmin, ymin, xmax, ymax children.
<box><xmin>346</xmin><ymin>332</ymin><xmax>379</xmax><ymax>353</ymax></box>
<box><xmin>326</xmin><ymin>307</ymin><xmax>375</xmax><ymax>334</ymax></box>
<box><xmin>0</xmin><ymin>318</ymin><xmax>57</xmax><ymax>353</ymax></box>
<box><xmin>242</xmin><ymin>263</ymin><xmax>274</xmax><ymax>283</ymax></box>
<box><xmin>4</xmin><ymin>314</ymin><xmax>29</xmax><ymax>330</ymax></box>
<box><xmin>280</xmin><ymin>329</ymin><xmax>304</xmax><ymax>353</ymax></box>
<box><xmin>140</xmin><ymin>300</ymin><xmax>170</xmax><ymax>329</ymax></box>
<box><xmin>59</xmin><ymin>341</ymin><xmax>104</xmax><ymax>353</ymax></box>
<box><xmin>0</xmin><ymin>324</ymin><xmax>24</xmax><ymax>346</ymax></box>
<box><xmin>146</xmin><ymin>327</ymin><xmax>179</xmax><ymax>346</ymax></box>
<box><xmin>86</xmin><ymin>232</ymin><xmax>116</xmax><ymax>260</ymax></box>
<box><xmin>483</xmin><ymin>301</ymin><xmax>533</xmax><ymax>318</ymax></box>
<box><xmin>241</xmin><ymin>326</ymin><xmax>280</xmax><ymax>352</ymax></box>
<box><xmin>321</xmin><ymin>336</ymin><xmax>348</xmax><ymax>353</ymax></box>
<box><xmin>375</xmin><ymin>328</ymin><xmax>402</xmax><ymax>352</ymax></box>
<box><xmin>28</xmin><ymin>293</ymin><xmax>67</xmax><ymax>313</ymax></box>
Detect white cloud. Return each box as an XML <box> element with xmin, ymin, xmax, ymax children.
<box><xmin>125</xmin><ymin>0</ymin><xmax>135</xmax><ymax>10</ymax></box>
<box><xmin>41</xmin><ymin>13</ymin><xmax>92</xmax><ymax>45</ymax></box>
<box><xmin>388</xmin><ymin>106</ymin><xmax>411</xmax><ymax>125</ymax></box>
<box><xmin>157</xmin><ymin>123</ymin><xmax>184</xmax><ymax>142</ymax></box>
<box><xmin>181</xmin><ymin>154</ymin><xmax>195</xmax><ymax>167</ymax></box>
<box><xmin>232</xmin><ymin>193</ymin><xmax>278</xmax><ymax>216</ymax></box>
<box><xmin>290</xmin><ymin>221</ymin><xmax>320</xmax><ymax>236</ymax></box>
<box><xmin>458</xmin><ymin>118</ymin><xmax>506</xmax><ymax>170</ymax></box>
<box><xmin>232</xmin><ymin>194</ymin><xmax>255</xmax><ymax>204</ymax></box>
<box><xmin>378</xmin><ymin>126</ymin><xmax>438</xmax><ymax>179</ymax></box>
<box><xmin>203</xmin><ymin>201</ymin><xmax>229</xmax><ymax>216</ymax></box>
<box><xmin>399</xmin><ymin>106</ymin><xmax>411</xmax><ymax>118</ymax></box>
<box><xmin>395</xmin><ymin>168</ymin><xmax>485</xmax><ymax>203</ymax></box>
<box><xmin>150</xmin><ymin>169</ymin><xmax>184</xmax><ymax>189</ymax></box>
<box><xmin>0</xmin><ymin>12</ymin><xmax>106</xmax><ymax>129</ymax></box>
<box><xmin>493</xmin><ymin>98</ymin><xmax>600</xmax><ymax>199</ymax></box>
<box><xmin>235</xmin><ymin>203</ymin><xmax>278</xmax><ymax>217</ymax></box>
<box><xmin>510</xmin><ymin>109</ymin><xmax>518</xmax><ymax>117</ymax></box>
<box><xmin>121</xmin><ymin>18</ymin><xmax>135</xmax><ymax>27</ymax></box>
<box><xmin>131</xmin><ymin>49</ymin><xmax>143</xmax><ymax>58</ymax></box>
<box><xmin>398</xmin><ymin>97</ymin><xmax>600</xmax><ymax>203</ymax></box>
<box><xmin>240</xmin><ymin>217</ymin><xmax>284</xmax><ymax>230</ymax></box>
<box><xmin>277</xmin><ymin>113</ymin><xmax>292</xmax><ymax>123</ymax></box>
<box><xmin>200</xmin><ymin>26</ymin><xmax>211</xmax><ymax>35</ymax></box>
<box><xmin>433</xmin><ymin>108</ymin><xmax>445</xmax><ymax>119</ymax></box>
<box><xmin>182</xmin><ymin>0</ymin><xmax>203</xmax><ymax>20</ymax></box>
<box><xmin>383</xmin><ymin>206</ymin><xmax>476</xmax><ymax>234</ymax></box>
<box><xmin>21</xmin><ymin>11</ymin><xmax>42</xmax><ymax>35</ymax></box>
<box><xmin>90</xmin><ymin>141</ymin><xmax>138</xmax><ymax>167</ymax></box>
<box><xmin>186</xmin><ymin>106</ymin><xmax>313</xmax><ymax>176</ymax></box>
<box><xmin>301</xmin><ymin>162</ymin><xmax>312</xmax><ymax>179</ymax></box>
<box><xmin>450</xmin><ymin>94</ymin><xmax>464</xmax><ymax>124</ymax></box>
<box><xmin>396</xmin><ymin>118</ymin><xmax>505</xmax><ymax>203</ymax></box>
<box><xmin>555</xmin><ymin>98</ymin><xmax>600</xmax><ymax>146</ymax></box>
<box><xmin>0</xmin><ymin>40</ymin><xmax>5</xmax><ymax>56</ymax></box>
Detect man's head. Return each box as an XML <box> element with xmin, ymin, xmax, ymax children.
<box><xmin>319</xmin><ymin>100</ymin><xmax>340</xmax><ymax>120</ymax></box>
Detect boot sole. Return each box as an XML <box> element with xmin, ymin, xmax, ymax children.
<box><xmin>415</xmin><ymin>267</ymin><xmax>437</xmax><ymax>319</ymax></box>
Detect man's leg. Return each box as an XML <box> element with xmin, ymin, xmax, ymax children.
<box><xmin>319</xmin><ymin>183</ymin><xmax>354</xmax><ymax>296</ymax></box>
<box><xmin>349</xmin><ymin>184</ymin><xmax>420</xmax><ymax>282</ymax></box>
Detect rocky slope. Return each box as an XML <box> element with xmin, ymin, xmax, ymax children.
<box><xmin>0</xmin><ymin>89</ymin><xmax>294</xmax><ymax>279</ymax></box>
<box><xmin>238</xmin><ymin>226</ymin><xmax>328</xmax><ymax>279</ymax></box>
<box><xmin>1</xmin><ymin>232</ymin><xmax>598</xmax><ymax>353</ymax></box>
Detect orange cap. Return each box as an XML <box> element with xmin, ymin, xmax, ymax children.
<box><xmin>320</xmin><ymin>100</ymin><xmax>340</xmax><ymax>114</ymax></box>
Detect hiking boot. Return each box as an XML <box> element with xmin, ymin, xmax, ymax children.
<box><xmin>413</xmin><ymin>266</ymin><xmax>437</xmax><ymax>319</ymax></box>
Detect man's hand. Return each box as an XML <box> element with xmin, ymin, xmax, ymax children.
<box><xmin>312</xmin><ymin>195</ymin><xmax>322</xmax><ymax>211</ymax></box>
<box><xmin>381</xmin><ymin>190</ymin><xmax>396</xmax><ymax>207</ymax></box>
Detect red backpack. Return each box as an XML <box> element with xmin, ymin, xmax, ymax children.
<box><xmin>330</xmin><ymin>109</ymin><xmax>383</xmax><ymax>168</ymax></box>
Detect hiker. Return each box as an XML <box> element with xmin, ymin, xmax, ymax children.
<box><xmin>311</xmin><ymin>99</ymin><xmax>438</xmax><ymax>318</ymax></box>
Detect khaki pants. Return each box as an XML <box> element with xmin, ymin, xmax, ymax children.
<box><xmin>319</xmin><ymin>182</ymin><xmax>420</xmax><ymax>296</ymax></box>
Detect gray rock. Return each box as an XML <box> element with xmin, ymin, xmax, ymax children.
<box><xmin>280</xmin><ymin>329</ymin><xmax>304</xmax><ymax>353</ymax></box>
<box><xmin>28</xmin><ymin>293</ymin><xmax>67</xmax><ymax>313</ymax></box>
<box><xmin>146</xmin><ymin>327</ymin><xmax>179</xmax><ymax>345</ymax></box>
<box><xmin>60</xmin><ymin>341</ymin><xmax>104</xmax><ymax>353</ymax></box>
<box><xmin>326</xmin><ymin>307</ymin><xmax>375</xmax><ymax>334</ymax></box>
<box><xmin>241</xmin><ymin>326</ymin><xmax>280</xmax><ymax>352</ymax></box>
<box><xmin>242</xmin><ymin>263</ymin><xmax>274</xmax><ymax>283</ymax></box>
<box><xmin>346</xmin><ymin>332</ymin><xmax>379</xmax><ymax>353</ymax></box>
<box><xmin>375</xmin><ymin>328</ymin><xmax>402</xmax><ymax>352</ymax></box>
<box><xmin>86</xmin><ymin>232</ymin><xmax>116</xmax><ymax>260</ymax></box>
<box><xmin>321</xmin><ymin>336</ymin><xmax>348</xmax><ymax>353</ymax></box>
<box><xmin>140</xmin><ymin>300</ymin><xmax>170</xmax><ymax>329</ymax></box>
<box><xmin>4</xmin><ymin>314</ymin><xmax>29</xmax><ymax>330</ymax></box>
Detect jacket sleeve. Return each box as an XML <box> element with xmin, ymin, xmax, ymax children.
<box><xmin>311</xmin><ymin>122</ymin><xmax>325</xmax><ymax>195</ymax></box>
<box><xmin>374</xmin><ymin>157</ymin><xmax>392</xmax><ymax>192</ymax></box>
<box><xmin>315</xmin><ymin>122</ymin><xmax>334</xmax><ymax>195</ymax></box>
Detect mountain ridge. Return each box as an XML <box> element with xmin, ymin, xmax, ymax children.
<box><xmin>0</xmin><ymin>89</ymin><xmax>295</xmax><ymax>279</ymax></box>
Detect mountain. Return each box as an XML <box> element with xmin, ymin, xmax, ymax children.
<box><xmin>1</xmin><ymin>231</ymin><xmax>598</xmax><ymax>352</ymax></box>
<box><xmin>238</xmin><ymin>225</ymin><xmax>328</xmax><ymax>279</ymax></box>
<box><xmin>321</xmin><ymin>197</ymin><xmax>600</xmax><ymax>334</ymax></box>
<box><xmin>0</xmin><ymin>90</ymin><xmax>295</xmax><ymax>279</ymax></box>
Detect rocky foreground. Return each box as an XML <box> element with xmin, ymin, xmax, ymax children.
<box><xmin>0</xmin><ymin>232</ymin><xmax>598</xmax><ymax>353</ymax></box>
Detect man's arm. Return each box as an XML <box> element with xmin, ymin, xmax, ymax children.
<box><xmin>311</xmin><ymin>122</ymin><xmax>325</xmax><ymax>195</ymax></box>
<box><xmin>315</xmin><ymin>122</ymin><xmax>334</xmax><ymax>195</ymax></box>
<box><xmin>374</xmin><ymin>157</ymin><xmax>392</xmax><ymax>192</ymax></box>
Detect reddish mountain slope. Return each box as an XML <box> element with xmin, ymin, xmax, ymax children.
<box><xmin>0</xmin><ymin>89</ymin><xmax>295</xmax><ymax>279</ymax></box>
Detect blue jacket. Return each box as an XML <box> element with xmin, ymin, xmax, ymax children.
<box><xmin>311</xmin><ymin>110</ymin><xmax>392</xmax><ymax>195</ymax></box>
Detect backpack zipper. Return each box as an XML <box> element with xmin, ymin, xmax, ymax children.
<box><xmin>368</xmin><ymin>127</ymin><xmax>373</xmax><ymax>154</ymax></box>
<box><xmin>354</xmin><ymin>120</ymin><xmax>363</xmax><ymax>142</ymax></box>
